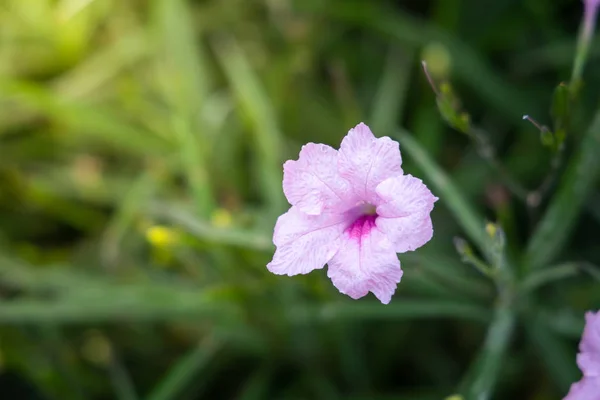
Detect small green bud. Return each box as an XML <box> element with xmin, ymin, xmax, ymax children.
<box><xmin>456</xmin><ymin>112</ymin><xmax>471</xmax><ymax>134</ymax></box>
<box><xmin>551</xmin><ymin>82</ymin><xmax>569</xmax><ymax>124</ymax></box>
<box><xmin>453</xmin><ymin>237</ymin><xmax>473</xmax><ymax>258</ymax></box>
<box><xmin>540</xmin><ymin>128</ymin><xmax>555</xmax><ymax>147</ymax></box>
<box><xmin>555</xmin><ymin>128</ymin><xmax>566</xmax><ymax>146</ymax></box>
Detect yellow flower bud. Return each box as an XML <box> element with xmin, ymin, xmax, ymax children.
<box><xmin>211</xmin><ymin>208</ymin><xmax>233</xmax><ymax>228</ymax></box>
<box><xmin>146</xmin><ymin>225</ymin><xmax>177</xmax><ymax>247</ymax></box>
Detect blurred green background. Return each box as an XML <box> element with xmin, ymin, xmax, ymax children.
<box><xmin>1</xmin><ymin>0</ymin><xmax>599</xmax><ymax>399</ymax></box>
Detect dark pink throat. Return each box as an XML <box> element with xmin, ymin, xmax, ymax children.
<box><xmin>346</xmin><ymin>214</ymin><xmax>377</xmax><ymax>240</ymax></box>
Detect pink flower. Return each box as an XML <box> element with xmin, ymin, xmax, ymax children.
<box><xmin>583</xmin><ymin>0</ymin><xmax>600</xmax><ymax>42</ymax></box>
<box><xmin>564</xmin><ymin>311</ymin><xmax>600</xmax><ymax>400</ymax></box>
<box><xmin>564</xmin><ymin>377</ymin><xmax>600</xmax><ymax>400</ymax></box>
<box><xmin>578</xmin><ymin>311</ymin><xmax>600</xmax><ymax>377</ymax></box>
<box><xmin>266</xmin><ymin>123</ymin><xmax>437</xmax><ymax>304</ymax></box>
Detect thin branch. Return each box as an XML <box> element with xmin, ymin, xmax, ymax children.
<box><xmin>469</xmin><ymin>127</ymin><xmax>529</xmax><ymax>201</ymax></box>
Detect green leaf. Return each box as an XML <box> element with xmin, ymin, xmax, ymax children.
<box><xmin>150</xmin><ymin>0</ymin><xmax>216</xmax><ymax>218</ymax></box>
<box><xmin>146</xmin><ymin>338</ymin><xmax>221</xmax><ymax>400</ymax></box>
<box><xmin>0</xmin><ymin>81</ymin><xmax>171</xmax><ymax>155</ymax></box>
<box><xmin>525</xmin><ymin>110</ymin><xmax>600</xmax><ymax>271</ymax></box>
<box><xmin>0</xmin><ymin>297</ymin><xmax>233</xmax><ymax>323</ymax></box>
<box><xmin>100</xmin><ymin>172</ymin><xmax>157</xmax><ymax>266</ymax></box>
<box><xmin>149</xmin><ymin>203</ymin><xmax>273</xmax><ymax>251</ymax></box>
<box><xmin>291</xmin><ymin>299</ymin><xmax>490</xmax><ymax>323</ymax></box>
<box><xmin>370</xmin><ymin>47</ymin><xmax>413</xmax><ymax>134</ymax></box>
<box><xmin>436</xmin><ymin>83</ymin><xmax>470</xmax><ymax>134</ymax></box>
<box><xmin>299</xmin><ymin>0</ymin><xmax>532</xmax><ymax>120</ymax></box>
<box><xmin>521</xmin><ymin>263</ymin><xmax>579</xmax><ymax>293</ymax></box>
<box><xmin>0</xmin><ymin>258</ymin><xmax>239</xmax><ymax>323</ymax></box>
<box><xmin>237</xmin><ymin>368</ymin><xmax>272</xmax><ymax>400</ymax></box>
<box><xmin>151</xmin><ymin>0</ymin><xmax>211</xmax><ymax>108</ymax></box>
<box><xmin>524</xmin><ymin>313</ymin><xmax>580</xmax><ymax>393</ymax></box>
<box><xmin>172</xmin><ymin>116</ymin><xmax>216</xmax><ymax>218</ymax></box>
<box><xmin>402</xmin><ymin>252</ymin><xmax>491</xmax><ymax>301</ymax></box>
<box><xmin>538</xmin><ymin>308</ymin><xmax>586</xmax><ymax>339</ymax></box>
<box><xmin>458</xmin><ymin>300</ymin><xmax>515</xmax><ymax>400</ymax></box>
<box><xmin>551</xmin><ymin>82</ymin><xmax>570</xmax><ymax>142</ymax></box>
<box><xmin>212</xmin><ymin>37</ymin><xmax>286</xmax><ymax>215</ymax></box>
<box><xmin>108</xmin><ymin>357</ymin><xmax>139</xmax><ymax>400</ymax></box>
<box><xmin>52</xmin><ymin>31</ymin><xmax>149</xmax><ymax>99</ymax></box>
<box><xmin>540</xmin><ymin>127</ymin><xmax>555</xmax><ymax>147</ymax></box>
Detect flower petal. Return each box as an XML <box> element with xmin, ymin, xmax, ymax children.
<box><xmin>283</xmin><ymin>143</ymin><xmax>352</xmax><ymax>215</ymax></box>
<box><xmin>327</xmin><ymin>219</ymin><xmax>403</xmax><ymax>304</ymax></box>
<box><xmin>268</xmin><ymin>207</ymin><xmax>347</xmax><ymax>276</ymax></box>
<box><xmin>578</xmin><ymin>353</ymin><xmax>600</xmax><ymax>378</ymax></box>
<box><xmin>581</xmin><ymin>312</ymin><xmax>600</xmax><ymax>354</ymax></box>
<box><xmin>578</xmin><ymin>311</ymin><xmax>600</xmax><ymax>377</ymax></box>
<box><xmin>337</xmin><ymin>123</ymin><xmax>403</xmax><ymax>204</ymax></box>
<box><xmin>375</xmin><ymin>175</ymin><xmax>438</xmax><ymax>253</ymax></box>
<box><xmin>564</xmin><ymin>377</ymin><xmax>600</xmax><ymax>400</ymax></box>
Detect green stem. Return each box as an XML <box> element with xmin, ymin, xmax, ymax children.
<box><xmin>469</xmin><ymin>127</ymin><xmax>528</xmax><ymax>202</ymax></box>
<box><xmin>572</xmin><ymin>0</ymin><xmax>600</xmax><ymax>84</ymax></box>
<box><xmin>146</xmin><ymin>338</ymin><xmax>220</xmax><ymax>400</ymax></box>
<box><xmin>524</xmin><ymin>109</ymin><xmax>600</xmax><ymax>271</ymax></box>
<box><xmin>458</xmin><ymin>293</ymin><xmax>515</xmax><ymax>400</ymax></box>
<box><xmin>521</xmin><ymin>263</ymin><xmax>579</xmax><ymax>293</ymax></box>
<box><xmin>108</xmin><ymin>350</ymin><xmax>139</xmax><ymax>400</ymax></box>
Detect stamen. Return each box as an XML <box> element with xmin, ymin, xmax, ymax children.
<box><xmin>362</xmin><ymin>203</ymin><xmax>377</xmax><ymax>216</ymax></box>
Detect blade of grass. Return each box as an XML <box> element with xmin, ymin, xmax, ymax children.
<box><xmin>149</xmin><ymin>203</ymin><xmax>273</xmax><ymax>251</ymax></box>
<box><xmin>347</xmin><ymin>394</ymin><xmax>445</xmax><ymax>400</ymax></box>
<box><xmin>237</xmin><ymin>367</ymin><xmax>272</xmax><ymax>400</ymax></box>
<box><xmin>329</xmin><ymin>58</ymin><xmax>363</xmax><ymax>126</ymax></box>
<box><xmin>172</xmin><ymin>116</ymin><xmax>216</xmax><ymax>218</ymax></box>
<box><xmin>306</xmin><ymin>372</ymin><xmax>341</xmax><ymax>400</ymax></box>
<box><xmin>0</xmin><ymin>81</ymin><xmax>171</xmax><ymax>155</ymax></box>
<box><xmin>458</xmin><ymin>297</ymin><xmax>515</xmax><ymax>400</ymax></box>
<box><xmin>0</xmin><ymin>297</ymin><xmax>232</xmax><ymax>323</ymax></box>
<box><xmin>151</xmin><ymin>0</ymin><xmax>216</xmax><ymax>218</ymax></box>
<box><xmin>0</xmin><ymin>269</ymin><xmax>240</xmax><ymax>323</ymax></box>
<box><xmin>521</xmin><ymin>263</ymin><xmax>586</xmax><ymax>293</ymax></box>
<box><xmin>538</xmin><ymin>308</ymin><xmax>586</xmax><ymax>339</ymax></box>
<box><xmin>212</xmin><ymin>37</ymin><xmax>286</xmax><ymax>215</ymax></box>
<box><xmin>580</xmin><ymin>262</ymin><xmax>600</xmax><ymax>281</ymax></box>
<box><xmin>522</xmin><ymin>264</ymin><xmax>578</xmax><ymax>292</ymax></box>
<box><xmin>330</xmin><ymin>322</ymin><xmax>370</xmax><ymax>392</ymax></box>
<box><xmin>300</xmin><ymin>0</ymin><xmax>533</xmax><ymax>120</ymax></box>
<box><xmin>36</xmin><ymin>325</ymin><xmax>88</xmax><ymax>400</ymax></box>
<box><xmin>293</xmin><ymin>299</ymin><xmax>490</xmax><ymax>323</ymax></box>
<box><xmin>108</xmin><ymin>353</ymin><xmax>139</xmax><ymax>400</ymax></box>
<box><xmin>101</xmin><ymin>172</ymin><xmax>157</xmax><ymax>267</ymax></box>
<box><xmin>525</xmin><ymin>109</ymin><xmax>600</xmax><ymax>271</ymax></box>
<box><xmin>402</xmin><ymin>252</ymin><xmax>491</xmax><ymax>301</ymax></box>
<box><xmin>410</xmin><ymin>104</ymin><xmax>445</xmax><ymax>160</ymax></box>
<box><xmin>0</xmin><ymin>254</ymin><xmax>109</xmax><ymax>292</ymax></box>
<box><xmin>146</xmin><ymin>338</ymin><xmax>220</xmax><ymax>400</ymax></box>
<box><xmin>524</xmin><ymin>312</ymin><xmax>580</xmax><ymax>393</ymax></box>
<box><xmin>403</xmin><ymin>269</ymin><xmax>469</xmax><ymax>299</ymax></box>
<box><xmin>151</xmin><ymin>0</ymin><xmax>211</xmax><ymax>108</ymax></box>
<box><xmin>511</xmin><ymin>38</ymin><xmax>600</xmax><ymax>75</ymax></box>
<box><xmin>370</xmin><ymin>46</ymin><xmax>413</xmax><ymax>134</ymax></box>
<box><xmin>52</xmin><ymin>30</ymin><xmax>150</xmax><ymax>99</ymax></box>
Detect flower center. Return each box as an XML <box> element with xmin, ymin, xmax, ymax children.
<box><xmin>345</xmin><ymin>202</ymin><xmax>378</xmax><ymax>239</ymax></box>
<box><xmin>361</xmin><ymin>203</ymin><xmax>377</xmax><ymax>216</ymax></box>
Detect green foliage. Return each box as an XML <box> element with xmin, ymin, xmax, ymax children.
<box><xmin>0</xmin><ymin>0</ymin><xmax>599</xmax><ymax>399</ymax></box>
